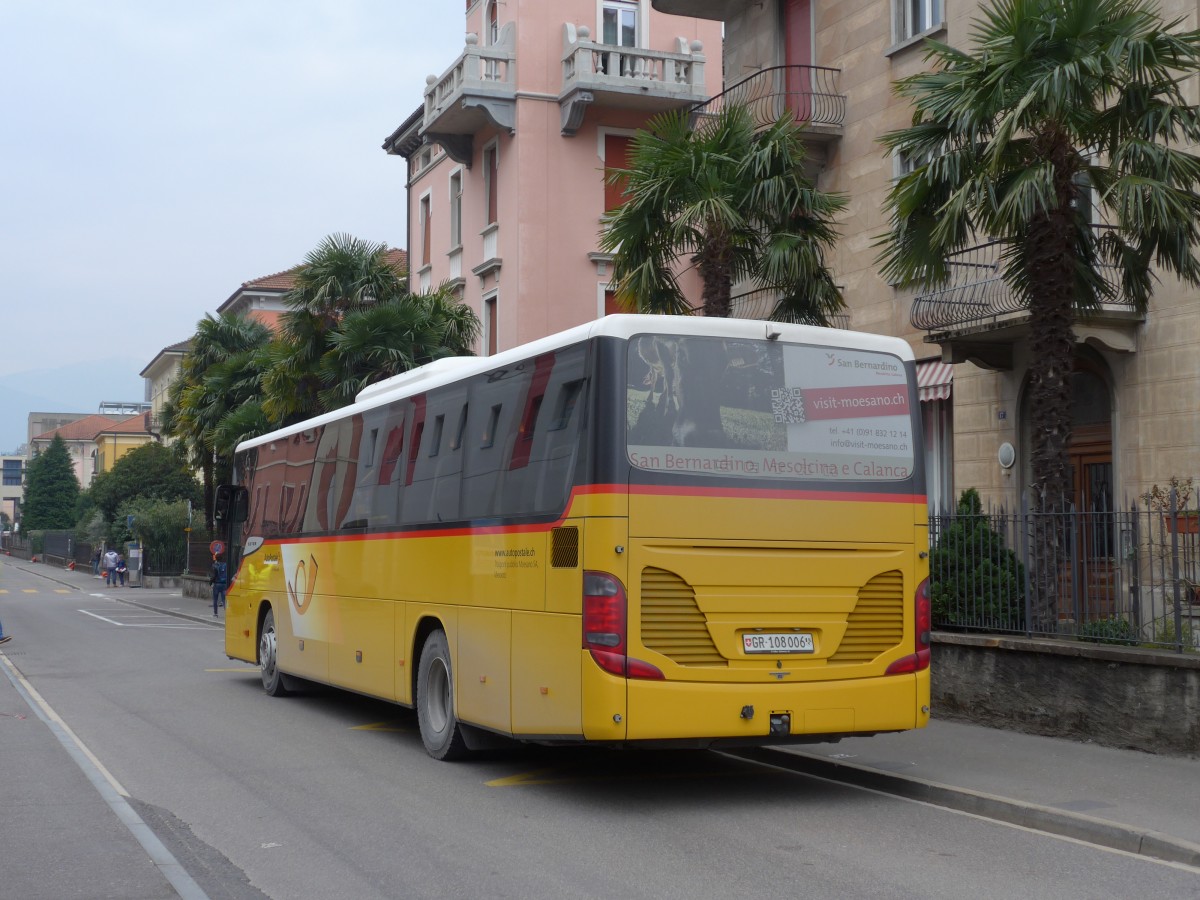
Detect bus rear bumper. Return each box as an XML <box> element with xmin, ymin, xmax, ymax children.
<box><xmin>625</xmin><ymin>669</ymin><xmax>930</xmax><ymax>742</ymax></box>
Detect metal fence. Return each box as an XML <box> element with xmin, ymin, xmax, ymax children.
<box><xmin>929</xmin><ymin>490</ymin><xmax>1199</xmax><ymax>652</ymax></box>
<box><xmin>143</xmin><ymin>543</ymin><xmax>189</xmax><ymax>577</ymax></box>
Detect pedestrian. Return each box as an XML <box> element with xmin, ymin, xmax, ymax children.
<box><xmin>0</xmin><ymin>613</ymin><xmax>10</xmax><ymax>645</ymax></box>
<box><xmin>103</xmin><ymin>547</ymin><xmax>119</xmax><ymax>585</ymax></box>
<box><xmin>210</xmin><ymin>554</ymin><xmax>229</xmax><ymax>617</ymax></box>
<box><xmin>115</xmin><ymin>555</ymin><xmax>128</xmax><ymax>587</ymax></box>
<box><xmin>91</xmin><ymin>548</ymin><xmax>102</xmax><ymax>577</ymax></box>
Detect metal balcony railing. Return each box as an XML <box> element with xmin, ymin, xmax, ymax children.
<box><xmin>909</xmin><ymin>232</ymin><xmax>1136</xmax><ymax>334</ymax></box>
<box><xmin>689</xmin><ymin>65</ymin><xmax>845</xmax><ymax>132</ymax></box>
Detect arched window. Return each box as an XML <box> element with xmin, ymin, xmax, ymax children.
<box><xmin>486</xmin><ymin>0</ymin><xmax>499</xmax><ymax>45</ymax></box>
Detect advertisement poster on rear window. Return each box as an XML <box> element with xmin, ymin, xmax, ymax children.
<box><xmin>626</xmin><ymin>334</ymin><xmax>915</xmax><ymax>482</ymax></box>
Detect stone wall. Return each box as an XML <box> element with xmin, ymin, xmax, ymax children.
<box><xmin>932</xmin><ymin>633</ymin><xmax>1200</xmax><ymax>757</ymax></box>
<box><xmin>181</xmin><ymin>574</ymin><xmax>210</xmax><ymax>600</ymax></box>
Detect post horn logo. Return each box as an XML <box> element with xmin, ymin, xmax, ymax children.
<box><xmin>287</xmin><ymin>554</ymin><xmax>318</xmax><ymax>615</ymax></box>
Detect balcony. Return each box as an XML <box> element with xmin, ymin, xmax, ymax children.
<box><xmin>422</xmin><ymin>24</ymin><xmax>517</xmax><ymax>164</ymax></box>
<box><xmin>559</xmin><ymin>24</ymin><xmax>708</xmax><ymax>136</ymax></box>
<box><xmin>909</xmin><ymin>235</ymin><xmax>1143</xmax><ymax>370</ymax></box>
<box><xmin>649</xmin><ymin>0</ymin><xmax>730</xmax><ymax>18</ymax></box>
<box><xmin>689</xmin><ymin>65</ymin><xmax>845</xmax><ymax>143</ymax></box>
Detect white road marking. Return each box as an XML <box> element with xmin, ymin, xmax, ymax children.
<box><xmin>78</xmin><ymin>609</ymin><xmax>207</xmax><ymax>629</ymax></box>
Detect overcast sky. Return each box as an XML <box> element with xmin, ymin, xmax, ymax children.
<box><xmin>0</xmin><ymin>2</ymin><xmax>463</xmax><ymax>382</ymax></box>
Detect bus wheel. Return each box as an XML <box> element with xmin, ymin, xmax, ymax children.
<box><xmin>417</xmin><ymin>630</ymin><xmax>469</xmax><ymax>760</ymax></box>
<box><xmin>259</xmin><ymin>608</ymin><xmax>290</xmax><ymax>697</ymax></box>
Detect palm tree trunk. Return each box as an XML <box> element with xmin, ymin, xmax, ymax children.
<box><xmin>1024</xmin><ymin>208</ymin><xmax>1075</xmax><ymax>631</ymax></box>
<box><xmin>696</xmin><ymin>228</ymin><xmax>734</xmax><ymax>318</ymax></box>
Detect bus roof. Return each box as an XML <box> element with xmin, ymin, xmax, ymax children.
<box><xmin>235</xmin><ymin>314</ymin><xmax>915</xmax><ymax>453</ymax></box>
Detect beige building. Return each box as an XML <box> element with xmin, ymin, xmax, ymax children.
<box><xmin>140</xmin><ymin>340</ymin><xmax>191</xmax><ymax>441</ymax></box>
<box><xmin>29</xmin><ymin>414</ymin><xmax>117</xmax><ymax>489</ymax></box>
<box><xmin>1</xmin><ymin>454</ymin><xmax>23</xmax><ymax>527</ymax></box>
<box><xmin>653</xmin><ymin>0</ymin><xmax>1200</xmax><ymax>514</ymax></box>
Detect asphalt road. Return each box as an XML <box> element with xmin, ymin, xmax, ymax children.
<box><xmin>2</xmin><ymin>559</ymin><xmax>1198</xmax><ymax>899</ymax></box>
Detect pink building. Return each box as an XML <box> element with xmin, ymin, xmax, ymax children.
<box><xmin>383</xmin><ymin>0</ymin><xmax>722</xmax><ymax>355</ymax></box>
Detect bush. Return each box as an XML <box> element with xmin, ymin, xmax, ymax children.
<box><xmin>1149</xmin><ymin>616</ymin><xmax>1197</xmax><ymax>652</ymax></box>
<box><xmin>930</xmin><ymin>488</ymin><xmax>1026</xmax><ymax>630</ymax></box>
<box><xmin>1077</xmin><ymin>615</ymin><xmax>1139</xmax><ymax>646</ymax></box>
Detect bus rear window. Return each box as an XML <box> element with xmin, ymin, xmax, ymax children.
<box><xmin>626</xmin><ymin>334</ymin><xmax>915</xmax><ymax>481</ymax></box>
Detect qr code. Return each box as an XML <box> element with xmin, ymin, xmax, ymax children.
<box><xmin>771</xmin><ymin>387</ymin><xmax>806</xmax><ymax>424</ymax></box>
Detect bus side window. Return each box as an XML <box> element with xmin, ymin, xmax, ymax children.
<box><xmin>529</xmin><ymin>350</ymin><xmax>588</xmax><ymax>513</ymax></box>
<box><xmin>403</xmin><ymin>385</ymin><xmax>467</xmax><ymax>525</ymax></box>
<box><xmin>462</xmin><ymin>367</ymin><xmax>527</xmax><ymax>519</ymax></box>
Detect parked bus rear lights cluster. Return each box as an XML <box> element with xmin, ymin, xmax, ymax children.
<box><xmin>885</xmin><ymin>577</ymin><xmax>932</xmax><ymax>675</ymax></box>
<box><xmin>583</xmin><ymin>571</ymin><xmax>664</xmax><ymax>680</ymax></box>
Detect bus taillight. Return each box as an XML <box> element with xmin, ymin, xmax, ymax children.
<box><xmin>885</xmin><ymin>577</ymin><xmax>932</xmax><ymax>675</ymax></box>
<box><xmin>583</xmin><ymin>571</ymin><xmax>663</xmax><ymax>680</ymax></box>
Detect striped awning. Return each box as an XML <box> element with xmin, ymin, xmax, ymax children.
<box><xmin>917</xmin><ymin>360</ymin><xmax>953</xmax><ymax>402</ymax></box>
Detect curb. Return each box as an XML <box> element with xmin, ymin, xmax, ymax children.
<box><xmin>732</xmin><ymin>746</ymin><xmax>1200</xmax><ymax>868</ymax></box>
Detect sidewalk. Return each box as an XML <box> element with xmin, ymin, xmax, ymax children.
<box><xmin>6</xmin><ymin>556</ymin><xmax>1200</xmax><ymax>870</ymax></box>
<box><xmin>754</xmin><ymin>720</ymin><xmax>1200</xmax><ymax>867</ymax></box>
<box><xmin>1</xmin><ymin>557</ymin><xmax>214</xmax><ymax>899</ymax></box>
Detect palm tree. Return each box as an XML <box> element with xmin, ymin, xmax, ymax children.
<box><xmin>600</xmin><ymin>105</ymin><xmax>847</xmax><ymax>322</ymax></box>
<box><xmin>316</xmin><ymin>284</ymin><xmax>480</xmax><ymax>412</ymax></box>
<box><xmin>879</xmin><ymin>0</ymin><xmax>1200</xmax><ymax>625</ymax></box>
<box><xmin>264</xmin><ymin>234</ymin><xmax>408</xmax><ymax>424</ymax></box>
<box><xmin>162</xmin><ymin>314</ymin><xmax>271</xmax><ymax>530</ymax></box>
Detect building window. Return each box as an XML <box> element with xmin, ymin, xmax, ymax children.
<box><xmin>2</xmin><ymin>460</ymin><xmax>21</xmax><ymax>487</ymax></box>
<box><xmin>602</xmin><ymin>1</ymin><xmax>638</xmax><ymax>47</ymax></box>
<box><xmin>420</xmin><ymin>194</ymin><xmax>432</xmax><ymax>267</ymax></box>
<box><xmin>484</xmin><ymin>295</ymin><xmax>498</xmax><ymax>356</ymax></box>
<box><xmin>486</xmin><ymin>0</ymin><xmax>499</xmax><ymax>45</ymax></box>
<box><xmin>896</xmin><ymin>146</ymin><xmax>936</xmax><ymax>178</ymax></box>
<box><xmin>896</xmin><ymin>0</ymin><xmax>942</xmax><ymax>42</ymax></box>
<box><xmin>603</xmin><ymin>134</ymin><xmax>633</xmax><ymax>212</ymax></box>
<box><xmin>917</xmin><ymin>360</ymin><xmax>954</xmax><ymax>513</ymax></box>
<box><xmin>449</xmin><ymin>171</ymin><xmax>463</xmax><ymax>249</ymax></box>
<box><xmin>483</xmin><ymin>143</ymin><xmax>499</xmax><ymax>226</ymax></box>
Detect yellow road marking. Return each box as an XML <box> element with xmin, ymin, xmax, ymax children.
<box><xmin>22</xmin><ymin>589</ymin><xmax>37</xmax><ymax>594</ymax></box>
<box><xmin>486</xmin><ymin>769</ymin><xmax>564</xmax><ymax>787</ymax></box>
<box><xmin>55</xmin><ymin>589</ymin><xmax>71</xmax><ymax>594</ymax></box>
<box><xmin>204</xmin><ymin>667</ymin><xmax>260</xmax><ymax>672</ymax></box>
<box><xmin>351</xmin><ymin>721</ymin><xmax>410</xmax><ymax>733</ymax></box>
<box><xmin>0</xmin><ymin>589</ymin><xmax>7</xmax><ymax>594</ymax></box>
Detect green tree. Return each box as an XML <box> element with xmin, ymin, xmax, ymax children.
<box><xmin>87</xmin><ymin>442</ymin><xmax>202</xmax><ymax>526</ymax></box>
<box><xmin>930</xmin><ymin>489</ymin><xmax>1026</xmax><ymax>630</ymax></box>
<box><xmin>878</xmin><ymin>0</ymin><xmax>1200</xmax><ymax>625</ymax></box>
<box><xmin>22</xmin><ymin>434</ymin><xmax>80</xmax><ymax>530</ymax></box>
<box><xmin>111</xmin><ymin>497</ymin><xmax>200</xmax><ymax>559</ymax></box>
<box><xmin>263</xmin><ymin>233</ymin><xmax>409</xmax><ymax>424</ymax></box>
<box><xmin>600</xmin><ymin>105</ymin><xmax>847</xmax><ymax>322</ymax></box>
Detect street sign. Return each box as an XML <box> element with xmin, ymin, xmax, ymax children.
<box><xmin>209</xmin><ymin>540</ymin><xmax>225</xmax><ymax>556</ymax></box>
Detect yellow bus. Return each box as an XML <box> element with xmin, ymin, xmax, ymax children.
<box><xmin>215</xmin><ymin>315</ymin><xmax>930</xmax><ymax>759</ymax></box>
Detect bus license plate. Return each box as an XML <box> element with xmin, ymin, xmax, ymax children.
<box><xmin>743</xmin><ymin>632</ymin><xmax>814</xmax><ymax>654</ymax></box>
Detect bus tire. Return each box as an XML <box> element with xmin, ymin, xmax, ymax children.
<box><xmin>417</xmin><ymin>630</ymin><xmax>469</xmax><ymax>760</ymax></box>
<box><xmin>259</xmin><ymin>608</ymin><xmax>290</xmax><ymax>697</ymax></box>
